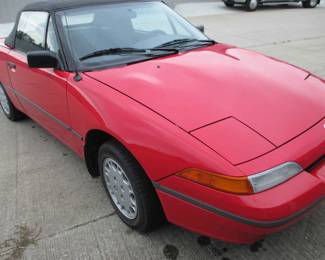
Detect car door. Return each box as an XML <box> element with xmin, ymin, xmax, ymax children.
<box><xmin>7</xmin><ymin>12</ymin><xmax>72</xmax><ymax>144</ymax></box>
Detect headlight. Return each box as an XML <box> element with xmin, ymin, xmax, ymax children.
<box><xmin>176</xmin><ymin>162</ymin><xmax>303</xmax><ymax>195</ymax></box>
<box><xmin>248</xmin><ymin>162</ymin><xmax>303</xmax><ymax>193</ymax></box>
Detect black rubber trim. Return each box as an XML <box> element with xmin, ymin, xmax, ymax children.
<box><xmin>153</xmin><ymin>182</ymin><xmax>325</xmax><ymax>228</ymax></box>
<box><xmin>12</xmin><ymin>88</ymin><xmax>83</xmax><ymax>140</ymax></box>
<box><xmin>306</xmin><ymin>155</ymin><xmax>325</xmax><ymax>173</ymax></box>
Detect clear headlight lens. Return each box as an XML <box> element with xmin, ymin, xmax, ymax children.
<box><xmin>248</xmin><ymin>162</ymin><xmax>303</xmax><ymax>193</ymax></box>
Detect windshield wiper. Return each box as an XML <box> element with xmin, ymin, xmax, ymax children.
<box><xmin>80</xmin><ymin>47</ymin><xmax>179</xmax><ymax>61</ymax></box>
<box><xmin>155</xmin><ymin>39</ymin><xmax>215</xmax><ymax>48</ymax></box>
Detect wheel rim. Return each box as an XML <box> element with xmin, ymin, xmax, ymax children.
<box><xmin>310</xmin><ymin>0</ymin><xmax>317</xmax><ymax>6</ymax></box>
<box><xmin>103</xmin><ymin>158</ymin><xmax>137</xmax><ymax>220</ymax></box>
<box><xmin>249</xmin><ymin>0</ymin><xmax>258</xmax><ymax>9</ymax></box>
<box><xmin>0</xmin><ymin>87</ymin><xmax>10</xmax><ymax>115</ymax></box>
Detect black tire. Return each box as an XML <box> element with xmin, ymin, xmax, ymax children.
<box><xmin>302</xmin><ymin>0</ymin><xmax>318</xmax><ymax>8</ymax></box>
<box><xmin>224</xmin><ymin>1</ymin><xmax>235</xmax><ymax>7</ymax></box>
<box><xmin>246</xmin><ymin>0</ymin><xmax>259</xmax><ymax>11</ymax></box>
<box><xmin>0</xmin><ymin>84</ymin><xmax>25</xmax><ymax>121</ymax></box>
<box><xmin>98</xmin><ymin>140</ymin><xmax>165</xmax><ymax>232</ymax></box>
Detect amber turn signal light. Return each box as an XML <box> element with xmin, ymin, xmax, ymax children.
<box><xmin>176</xmin><ymin>169</ymin><xmax>254</xmax><ymax>195</ymax></box>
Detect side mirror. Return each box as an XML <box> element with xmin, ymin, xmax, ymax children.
<box><xmin>195</xmin><ymin>25</ymin><xmax>205</xmax><ymax>33</ymax></box>
<box><xmin>27</xmin><ymin>51</ymin><xmax>59</xmax><ymax>69</ymax></box>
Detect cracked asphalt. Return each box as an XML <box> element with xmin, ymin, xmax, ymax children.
<box><xmin>0</xmin><ymin>1</ymin><xmax>325</xmax><ymax>259</ymax></box>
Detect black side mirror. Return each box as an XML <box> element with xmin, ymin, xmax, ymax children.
<box><xmin>195</xmin><ymin>25</ymin><xmax>205</xmax><ymax>33</ymax></box>
<box><xmin>27</xmin><ymin>51</ymin><xmax>59</xmax><ymax>69</ymax></box>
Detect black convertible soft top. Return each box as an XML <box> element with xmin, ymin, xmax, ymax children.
<box><xmin>5</xmin><ymin>0</ymin><xmax>161</xmax><ymax>48</ymax></box>
<box><xmin>23</xmin><ymin>0</ymin><xmax>158</xmax><ymax>12</ymax></box>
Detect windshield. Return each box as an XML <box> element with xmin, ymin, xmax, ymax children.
<box><xmin>60</xmin><ymin>1</ymin><xmax>210</xmax><ymax>69</ymax></box>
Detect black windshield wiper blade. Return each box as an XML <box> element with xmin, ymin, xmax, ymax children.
<box><xmin>155</xmin><ymin>39</ymin><xmax>197</xmax><ymax>48</ymax></box>
<box><xmin>156</xmin><ymin>39</ymin><xmax>215</xmax><ymax>48</ymax></box>
<box><xmin>80</xmin><ymin>48</ymin><xmax>178</xmax><ymax>61</ymax></box>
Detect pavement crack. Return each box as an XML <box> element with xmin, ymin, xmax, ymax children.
<box><xmin>0</xmin><ymin>214</ymin><xmax>116</xmax><ymax>259</ymax></box>
<box><xmin>245</xmin><ymin>35</ymin><xmax>325</xmax><ymax>49</ymax></box>
<box><xmin>38</xmin><ymin>211</ymin><xmax>116</xmax><ymax>242</ymax></box>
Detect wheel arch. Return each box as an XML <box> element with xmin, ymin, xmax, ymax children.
<box><xmin>84</xmin><ymin>129</ymin><xmax>144</xmax><ymax>178</ymax></box>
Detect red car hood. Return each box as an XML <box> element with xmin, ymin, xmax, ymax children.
<box><xmin>86</xmin><ymin>44</ymin><xmax>325</xmax><ymax>147</ymax></box>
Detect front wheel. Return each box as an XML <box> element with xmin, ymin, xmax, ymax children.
<box><xmin>0</xmin><ymin>84</ymin><xmax>25</xmax><ymax>121</ymax></box>
<box><xmin>302</xmin><ymin>0</ymin><xmax>318</xmax><ymax>8</ymax></box>
<box><xmin>98</xmin><ymin>141</ymin><xmax>165</xmax><ymax>232</ymax></box>
<box><xmin>246</xmin><ymin>0</ymin><xmax>259</xmax><ymax>11</ymax></box>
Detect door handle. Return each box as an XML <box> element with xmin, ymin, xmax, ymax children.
<box><xmin>7</xmin><ymin>62</ymin><xmax>16</xmax><ymax>72</ymax></box>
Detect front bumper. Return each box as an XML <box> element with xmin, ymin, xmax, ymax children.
<box><xmin>154</xmin><ymin>160</ymin><xmax>325</xmax><ymax>244</ymax></box>
<box><xmin>154</xmin><ymin>116</ymin><xmax>324</xmax><ymax>244</ymax></box>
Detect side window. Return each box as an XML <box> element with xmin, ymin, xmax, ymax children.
<box><xmin>46</xmin><ymin>17</ymin><xmax>60</xmax><ymax>54</ymax></box>
<box><xmin>15</xmin><ymin>12</ymin><xmax>49</xmax><ymax>53</ymax></box>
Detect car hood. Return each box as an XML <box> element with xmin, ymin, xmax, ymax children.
<box><xmin>86</xmin><ymin>44</ymin><xmax>325</xmax><ymax>147</ymax></box>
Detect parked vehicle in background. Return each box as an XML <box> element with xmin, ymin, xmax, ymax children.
<box><xmin>0</xmin><ymin>0</ymin><xmax>324</xmax><ymax>244</ymax></box>
<box><xmin>223</xmin><ymin>0</ymin><xmax>321</xmax><ymax>11</ymax></box>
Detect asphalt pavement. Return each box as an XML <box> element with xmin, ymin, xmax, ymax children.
<box><xmin>0</xmin><ymin>1</ymin><xmax>325</xmax><ymax>260</ymax></box>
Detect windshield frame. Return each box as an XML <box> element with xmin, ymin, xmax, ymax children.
<box><xmin>55</xmin><ymin>1</ymin><xmax>214</xmax><ymax>72</ymax></box>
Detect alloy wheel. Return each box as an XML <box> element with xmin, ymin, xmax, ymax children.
<box><xmin>310</xmin><ymin>0</ymin><xmax>318</xmax><ymax>6</ymax></box>
<box><xmin>249</xmin><ymin>0</ymin><xmax>258</xmax><ymax>9</ymax></box>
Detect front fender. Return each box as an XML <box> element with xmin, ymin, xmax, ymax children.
<box><xmin>66</xmin><ymin>73</ymin><xmax>243</xmax><ymax>181</ymax></box>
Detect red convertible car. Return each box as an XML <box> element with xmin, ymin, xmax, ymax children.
<box><xmin>0</xmin><ymin>0</ymin><xmax>324</xmax><ymax>244</ymax></box>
